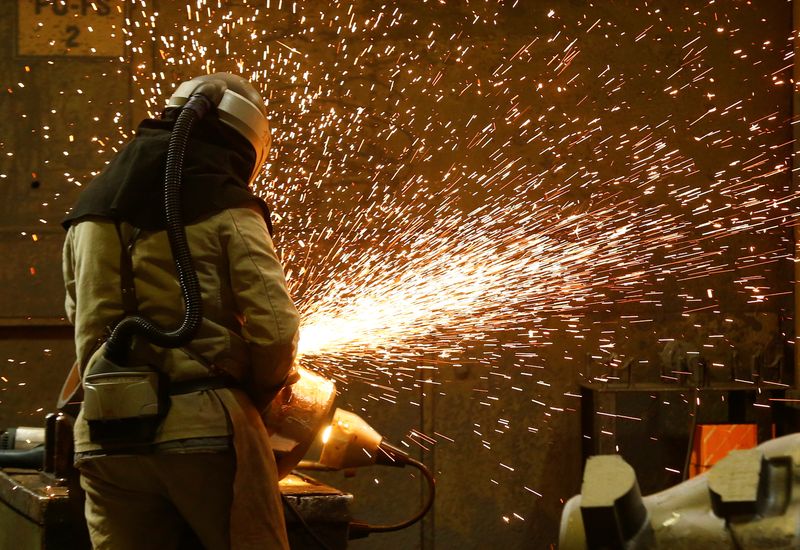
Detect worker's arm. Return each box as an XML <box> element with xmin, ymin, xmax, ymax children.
<box><xmin>223</xmin><ymin>206</ymin><xmax>300</xmax><ymax>411</ymax></box>
<box><xmin>62</xmin><ymin>227</ymin><xmax>77</xmax><ymax>326</ymax></box>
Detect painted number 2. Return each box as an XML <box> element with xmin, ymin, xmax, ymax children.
<box><xmin>65</xmin><ymin>25</ymin><xmax>80</xmax><ymax>48</ymax></box>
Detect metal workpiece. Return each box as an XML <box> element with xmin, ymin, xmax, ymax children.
<box><xmin>573</xmin><ymin>455</ymin><xmax>654</xmax><ymax>549</ymax></box>
<box><xmin>560</xmin><ymin>433</ymin><xmax>800</xmax><ymax>549</ymax></box>
<box><xmin>0</xmin><ymin>468</ymin><xmax>87</xmax><ymax>550</ymax></box>
<box><xmin>282</xmin><ymin>474</ymin><xmax>353</xmax><ymax>550</ymax></box>
<box><xmin>714</xmin><ymin>439</ymin><xmax>800</xmax><ymax>549</ymax></box>
<box><xmin>707</xmin><ymin>449</ymin><xmax>777</xmax><ymax>519</ymax></box>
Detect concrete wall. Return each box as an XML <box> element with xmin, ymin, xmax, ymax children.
<box><xmin>0</xmin><ymin>1</ymin><xmax>795</xmax><ymax>548</ymax></box>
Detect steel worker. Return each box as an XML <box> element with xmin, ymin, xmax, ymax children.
<box><xmin>61</xmin><ymin>73</ymin><xmax>298</xmax><ymax>549</ymax></box>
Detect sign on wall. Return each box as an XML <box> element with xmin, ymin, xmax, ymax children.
<box><xmin>17</xmin><ymin>1</ymin><xmax>124</xmax><ymax>57</ymax></box>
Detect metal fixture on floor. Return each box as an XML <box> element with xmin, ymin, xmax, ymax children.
<box><xmin>560</xmin><ymin>433</ymin><xmax>800</xmax><ymax>549</ymax></box>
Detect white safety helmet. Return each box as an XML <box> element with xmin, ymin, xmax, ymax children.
<box><xmin>167</xmin><ymin>73</ymin><xmax>270</xmax><ymax>182</ymax></box>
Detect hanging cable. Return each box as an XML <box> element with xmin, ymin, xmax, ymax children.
<box><xmin>346</xmin><ymin>456</ymin><xmax>436</xmax><ymax>538</ymax></box>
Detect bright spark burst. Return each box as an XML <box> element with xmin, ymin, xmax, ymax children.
<box><xmin>4</xmin><ymin>0</ymin><xmax>797</xmax><ymax>531</ymax></box>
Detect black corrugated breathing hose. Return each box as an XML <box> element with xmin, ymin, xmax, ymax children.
<box><xmin>104</xmin><ymin>92</ymin><xmax>218</xmax><ymax>364</ymax></box>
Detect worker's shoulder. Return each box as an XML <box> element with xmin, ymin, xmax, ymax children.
<box><xmin>67</xmin><ymin>216</ymin><xmax>118</xmax><ymax>242</ymax></box>
<box><xmin>216</xmin><ymin>204</ymin><xmax>270</xmax><ymax>229</ymax></box>
<box><xmin>68</xmin><ymin>216</ymin><xmax>116</xmax><ymax>230</ymax></box>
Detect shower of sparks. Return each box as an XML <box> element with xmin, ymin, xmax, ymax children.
<box><xmin>2</xmin><ymin>0</ymin><xmax>797</xmax><ymax>529</ymax></box>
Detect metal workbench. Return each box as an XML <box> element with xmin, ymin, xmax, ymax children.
<box><xmin>0</xmin><ymin>467</ymin><xmax>352</xmax><ymax>549</ymax></box>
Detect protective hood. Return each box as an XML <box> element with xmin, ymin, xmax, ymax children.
<box><xmin>62</xmin><ymin>113</ymin><xmax>273</xmax><ymax>234</ymax></box>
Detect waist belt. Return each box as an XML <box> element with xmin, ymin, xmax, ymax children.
<box><xmin>170</xmin><ymin>375</ymin><xmax>239</xmax><ymax>396</ymax></box>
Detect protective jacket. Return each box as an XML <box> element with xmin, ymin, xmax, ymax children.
<box><xmin>63</xmin><ymin>205</ymin><xmax>299</xmax><ymax>548</ymax></box>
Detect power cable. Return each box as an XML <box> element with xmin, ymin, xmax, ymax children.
<box><xmin>347</xmin><ymin>456</ymin><xmax>436</xmax><ymax>537</ymax></box>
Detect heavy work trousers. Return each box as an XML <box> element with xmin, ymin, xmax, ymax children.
<box><xmin>79</xmin><ymin>452</ymin><xmax>236</xmax><ymax>550</ymax></box>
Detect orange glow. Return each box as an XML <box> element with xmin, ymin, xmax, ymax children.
<box><xmin>321</xmin><ymin>425</ymin><xmax>332</xmax><ymax>444</ymax></box>
<box><xmin>690</xmin><ymin>424</ymin><xmax>758</xmax><ymax>478</ymax></box>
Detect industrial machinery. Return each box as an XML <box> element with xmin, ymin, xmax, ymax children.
<box><xmin>559</xmin><ymin>433</ymin><xmax>800</xmax><ymax>549</ymax></box>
